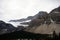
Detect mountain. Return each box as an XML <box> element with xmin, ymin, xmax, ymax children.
<box><xmin>20</xmin><ymin>22</ymin><xmax>29</xmax><ymax>25</ymax></box>
<box><xmin>16</xmin><ymin>26</ymin><xmax>25</xmax><ymax>31</ymax></box>
<box><xmin>23</xmin><ymin>7</ymin><xmax>60</xmax><ymax>34</ymax></box>
<box><xmin>34</xmin><ymin>11</ymin><xmax>49</xmax><ymax>19</ymax></box>
<box><xmin>19</xmin><ymin>11</ymin><xmax>51</xmax><ymax>27</ymax></box>
<box><xmin>9</xmin><ymin>11</ymin><xmax>51</xmax><ymax>27</ymax></box>
<box><xmin>28</xmin><ymin>11</ymin><xmax>51</xmax><ymax>28</ymax></box>
<box><xmin>9</xmin><ymin>18</ymin><xmax>26</xmax><ymax>22</ymax></box>
<box><xmin>26</xmin><ymin>16</ymin><xmax>34</xmax><ymax>20</ymax></box>
<box><xmin>49</xmin><ymin>6</ymin><xmax>60</xmax><ymax>23</ymax></box>
<box><xmin>5</xmin><ymin>6</ymin><xmax>60</xmax><ymax>35</ymax></box>
<box><xmin>0</xmin><ymin>21</ymin><xmax>59</xmax><ymax>39</ymax></box>
<box><xmin>0</xmin><ymin>20</ymin><xmax>16</xmax><ymax>34</ymax></box>
<box><xmin>0</xmin><ymin>7</ymin><xmax>60</xmax><ymax>39</ymax></box>
<box><xmin>9</xmin><ymin>16</ymin><xmax>33</xmax><ymax>22</ymax></box>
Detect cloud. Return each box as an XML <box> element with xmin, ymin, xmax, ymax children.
<box><xmin>0</xmin><ymin>0</ymin><xmax>60</xmax><ymax>22</ymax></box>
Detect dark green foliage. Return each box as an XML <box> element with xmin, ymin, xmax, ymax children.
<box><xmin>52</xmin><ymin>31</ymin><xmax>59</xmax><ymax>40</ymax></box>
<box><xmin>0</xmin><ymin>30</ymin><xmax>49</xmax><ymax>39</ymax></box>
<box><xmin>0</xmin><ymin>30</ymin><xmax>59</xmax><ymax>40</ymax></box>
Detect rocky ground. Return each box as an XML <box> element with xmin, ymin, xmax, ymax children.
<box><xmin>24</xmin><ymin>23</ymin><xmax>60</xmax><ymax>35</ymax></box>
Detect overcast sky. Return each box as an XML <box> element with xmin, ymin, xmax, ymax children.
<box><xmin>0</xmin><ymin>0</ymin><xmax>60</xmax><ymax>22</ymax></box>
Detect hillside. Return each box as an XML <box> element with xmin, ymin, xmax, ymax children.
<box><xmin>24</xmin><ymin>6</ymin><xmax>60</xmax><ymax>35</ymax></box>
<box><xmin>24</xmin><ymin>23</ymin><xmax>60</xmax><ymax>34</ymax></box>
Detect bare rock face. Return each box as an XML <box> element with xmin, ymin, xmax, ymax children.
<box><xmin>34</xmin><ymin>11</ymin><xmax>49</xmax><ymax>20</ymax></box>
<box><xmin>28</xmin><ymin>11</ymin><xmax>51</xmax><ymax>27</ymax></box>
<box><xmin>49</xmin><ymin>6</ymin><xmax>60</xmax><ymax>23</ymax></box>
<box><xmin>29</xmin><ymin>19</ymin><xmax>44</xmax><ymax>27</ymax></box>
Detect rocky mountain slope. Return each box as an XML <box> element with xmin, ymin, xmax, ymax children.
<box><xmin>24</xmin><ymin>23</ymin><xmax>60</xmax><ymax>34</ymax></box>
<box><xmin>0</xmin><ymin>21</ymin><xmax>16</xmax><ymax>34</ymax></box>
<box><xmin>24</xmin><ymin>6</ymin><xmax>60</xmax><ymax>34</ymax></box>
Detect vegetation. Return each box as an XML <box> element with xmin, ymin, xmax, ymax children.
<box><xmin>0</xmin><ymin>30</ymin><xmax>59</xmax><ymax>40</ymax></box>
